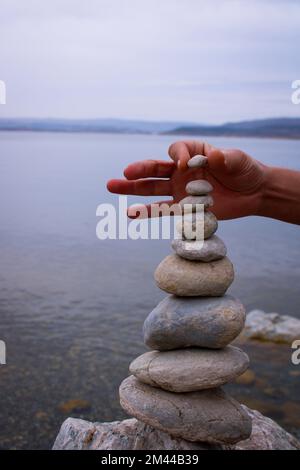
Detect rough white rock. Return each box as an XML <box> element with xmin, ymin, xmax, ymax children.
<box><xmin>52</xmin><ymin>417</ymin><xmax>219</xmax><ymax>450</ymax></box>
<box><xmin>244</xmin><ymin>309</ymin><xmax>300</xmax><ymax>344</ymax></box>
<box><xmin>53</xmin><ymin>406</ymin><xmax>300</xmax><ymax>450</ymax></box>
<box><xmin>232</xmin><ymin>406</ymin><xmax>300</xmax><ymax>450</ymax></box>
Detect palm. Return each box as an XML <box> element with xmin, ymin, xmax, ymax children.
<box><xmin>166</xmin><ymin>150</ymin><xmax>266</xmax><ymax>220</ymax></box>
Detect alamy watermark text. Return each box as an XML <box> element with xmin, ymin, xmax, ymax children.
<box><xmin>291</xmin><ymin>80</ymin><xmax>300</xmax><ymax>104</ymax></box>
<box><xmin>0</xmin><ymin>80</ymin><xmax>6</xmax><ymax>104</ymax></box>
<box><xmin>0</xmin><ymin>340</ymin><xmax>6</xmax><ymax>365</ymax></box>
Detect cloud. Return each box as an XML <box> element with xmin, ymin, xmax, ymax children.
<box><xmin>0</xmin><ymin>0</ymin><xmax>299</xmax><ymax>123</ymax></box>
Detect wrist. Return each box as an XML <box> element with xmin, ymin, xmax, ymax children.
<box><xmin>255</xmin><ymin>165</ymin><xmax>276</xmax><ymax>218</ymax></box>
<box><xmin>256</xmin><ymin>165</ymin><xmax>300</xmax><ymax>223</ymax></box>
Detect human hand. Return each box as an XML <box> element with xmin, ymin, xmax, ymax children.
<box><xmin>107</xmin><ymin>140</ymin><xmax>268</xmax><ymax>220</ymax></box>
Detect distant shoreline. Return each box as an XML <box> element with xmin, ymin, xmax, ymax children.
<box><xmin>164</xmin><ymin>132</ymin><xmax>300</xmax><ymax>141</ymax></box>
<box><xmin>0</xmin><ymin>117</ymin><xmax>299</xmax><ymax>140</ymax></box>
<box><xmin>0</xmin><ymin>128</ymin><xmax>300</xmax><ymax>141</ymax></box>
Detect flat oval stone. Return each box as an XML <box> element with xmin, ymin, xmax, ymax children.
<box><xmin>186</xmin><ymin>179</ymin><xmax>213</xmax><ymax>196</ymax></box>
<box><xmin>187</xmin><ymin>155</ymin><xmax>208</xmax><ymax>168</ymax></box>
<box><xmin>154</xmin><ymin>254</ymin><xmax>234</xmax><ymax>297</ymax></box>
<box><xmin>130</xmin><ymin>346</ymin><xmax>249</xmax><ymax>392</ymax></box>
<box><xmin>179</xmin><ymin>195</ymin><xmax>213</xmax><ymax>212</ymax></box>
<box><xmin>119</xmin><ymin>376</ymin><xmax>252</xmax><ymax>444</ymax></box>
<box><xmin>176</xmin><ymin>211</ymin><xmax>218</xmax><ymax>240</ymax></box>
<box><xmin>172</xmin><ymin>235</ymin><xmax>226</xmax><ymax>261</ymax></box>
<box><xmin>143</xmin><ymin>294</ymin><xmax>245</xmax><ymax>349</ymax></box>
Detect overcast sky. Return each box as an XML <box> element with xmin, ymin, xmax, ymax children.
<box><xmin>0</xmin><ymin>0</ymin><xmax>299</xmax><ymax>123</ymax></box>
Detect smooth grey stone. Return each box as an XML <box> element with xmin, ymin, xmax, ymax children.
<box><xmin>187</xmin><ymin>155</ymin><xmax>208</xmax><ymax>168</ymax></box>
<box><xmin>179</xmin><ymin>195</ymin><xmax>213</xmax><ymax>213</ymax></box>
<box><xmin>119</xmin><ymin>376</ymin><xmax>252</xmax><ymax>444</ymax></box>
<box><xmin>154</xmin><ymin>254</ymin><xmax>234</xmax><ymax>297</ymax></box>
<box><xmin>186</xmin><ymin>179</ymin><xmax>213</xmax><ymax>196</ymax></box>
<box><xmin>172</xmin><ymin>235</ymin><xmax>226</xmax><ymax>261</ymax></box>
<box><xmin>129</xmin><ymin>346</ymin><xmax>249</xmax><ymax>392</ymax></box>
<box><xmin>143</xmin><ymin>294</ymin><xmax>246</xmax><ymax>350</ymax></box>
<box><xmin>176</xmin><ymin>211</ymin><xmax>218</xmax><ymax>240</ymax></box>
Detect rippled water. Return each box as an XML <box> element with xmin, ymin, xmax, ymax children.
<box><xmin>0</xmin><ymin>132</ymin><xmax>300</xmax><ymax>449</ymax></box>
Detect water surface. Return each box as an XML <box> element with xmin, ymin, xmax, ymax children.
<box><xmin>0</xmin><ymin>132</ymin><xmax>299</xmax><ymax>448</ymax></box>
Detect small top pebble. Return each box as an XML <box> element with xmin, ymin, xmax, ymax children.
<box><xmin>187</xmin><ymin>155</ymin><xmax>208</xmax><ymax>168</ymax></box>
<box><xmin>186</xmin><ymin>179</ymin><xmax>213</xmax><ymax>196</ymax></box>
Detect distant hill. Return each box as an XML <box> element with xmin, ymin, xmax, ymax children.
<box><xmin>0</xmin><ymin>118</ymin><xmax>193</xmax><ymax>134</ymax></box>
<box><xmin>0</xmin><ymin>117</ymin><xmax>299</xmax><ymax>139</ymax></box>
<box><xmin>166</xmin><ymin>118</ymin><xmax>300</xmax><ymax>139</ymax></box>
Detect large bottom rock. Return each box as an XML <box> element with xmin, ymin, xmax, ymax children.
<box><xmin>53</xmin><ymin>417</ymin><xmax>219</xmax><ymax>450</ymax></box>
<box><xmin>53</xmin><ymin>406</ymin><xmax>300</xmax><ymax>450</ymax></box>
<box><xmin>119</xmin><ymin>375</ymin><xmax>252</xmax><ymax>444</ymax></box>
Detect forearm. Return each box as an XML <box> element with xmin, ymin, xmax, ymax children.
<box><xmin>258</xmin><ymin>166</ymin><xmax>300</xmax><ymax>224</ymax></box>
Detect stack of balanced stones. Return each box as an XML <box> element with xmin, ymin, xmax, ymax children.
<box><xmin>119</xmin><ymin>155</ymin><xmax>252</xmax><ymax>446</ymax></box>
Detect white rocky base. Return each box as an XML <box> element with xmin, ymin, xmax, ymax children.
<box><xmin>53</xmin><ymin>406</ymin><xmax>300</xmax><ymax>450</ymax></box>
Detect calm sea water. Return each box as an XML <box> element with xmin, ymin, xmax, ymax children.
<box><xmin>0</xmin><ymin>132</ymin><xmax>300</xmax><ymax>449</ymax></box>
